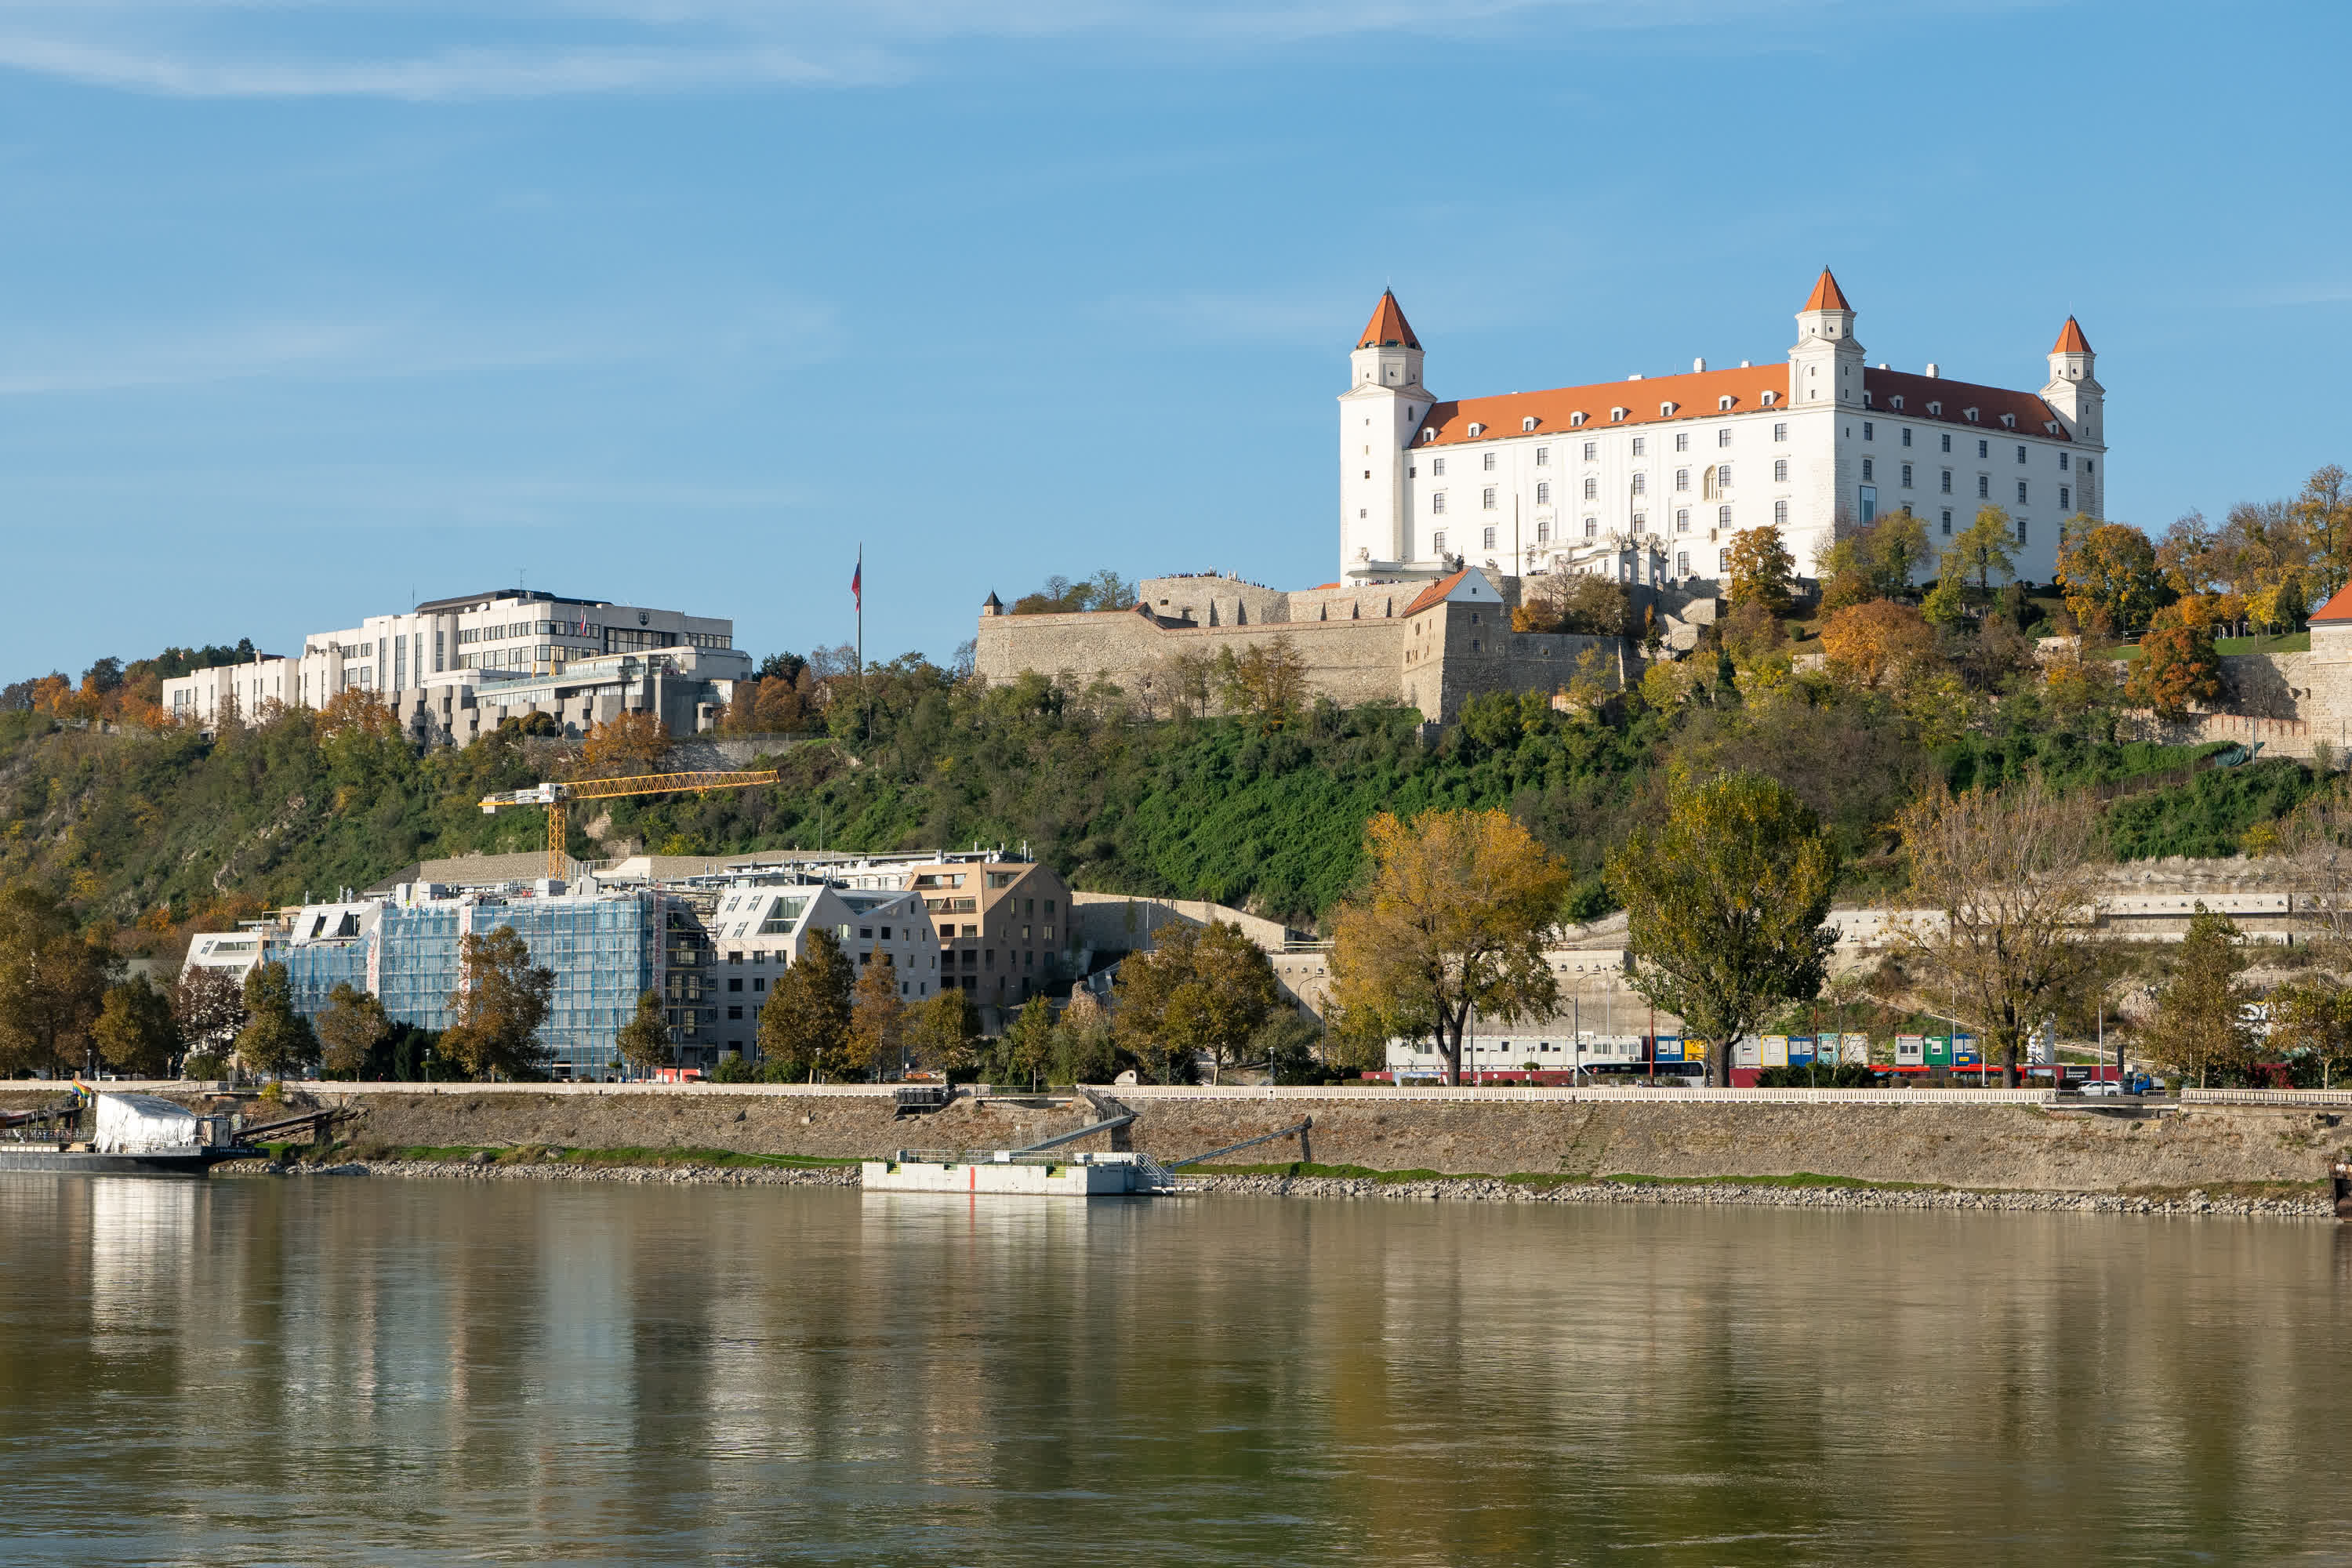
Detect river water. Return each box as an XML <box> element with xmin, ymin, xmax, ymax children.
<box><xmin>4</xmin><ymin>1176</ymin><xmax>2351</xmax><ymax>1565</ymax></box>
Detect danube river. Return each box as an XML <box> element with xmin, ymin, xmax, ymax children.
<box><xmin>4</xmin><ymin>1177</ymin><xmax>2350</xmax><ymax>1564</ymax></box>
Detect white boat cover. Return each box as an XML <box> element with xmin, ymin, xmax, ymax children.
<box><xmin>93</xmin><ymin>1093</ymin><xmax>201</xmax><ymax>1154</ymax></box>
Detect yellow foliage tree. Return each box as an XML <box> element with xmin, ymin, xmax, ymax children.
<box><xmin>1819</xmin><ymin>599</ymin><xmax>1939</xmax><ymax>691</ymax></box>
<box><xmin>1724</xmin><ymin>526</ymin><xmax>1795</xmax><ymax>615</ymax></box>
<box><xmin>583</xmin><ymin>710</ymin><xmax>673</xmax><ymax>773</ymax></box>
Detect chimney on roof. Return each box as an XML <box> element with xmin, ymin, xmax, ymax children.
<box><xmin>1693</xmin><ymin>358</ymin><xmax>1706</xmax><ymax>373</ymax></box>
<box><xmin>1628</xmin><ymin>372</ymin><xmax>1643</xmax><ymax>381</ymax></box>
<box><xmin>1925</xmin><ymin>363</ymin><xmax>1940</xmax><ymax>378</ymax></box>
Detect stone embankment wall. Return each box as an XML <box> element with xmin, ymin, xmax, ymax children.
<box><xmin>204</xmin><ymin>1088</ymin><xmax>2352</xmax><ymax>1193</ymax></box>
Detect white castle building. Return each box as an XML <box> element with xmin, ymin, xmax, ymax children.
<box><xmin>1339</xmin><ymin>268</ymin><xmax>2104</xmax><ymax>590</ymax></box>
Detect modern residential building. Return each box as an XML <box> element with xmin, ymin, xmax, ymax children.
<box><xmin>161</xmin><ymin>586</ymin><xmax>752</xmax><ymax>744</ymax></box>
<box><xmin>698</xmin><ymin>877</ymin><xmax>942</xmax><ymax>1062</ymax></box>
<box><xmin>1342</xmin><ymin>269</ymin><xmax>2103</xmax><ymax>588</ymax></box>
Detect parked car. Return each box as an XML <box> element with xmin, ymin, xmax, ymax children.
<box><xmin>2078</xmin><ymin>1079</ymin><xmax>2122</xmax><ymax>1098</ymax></box>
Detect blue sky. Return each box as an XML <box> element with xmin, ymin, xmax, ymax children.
<box><xmin>1</xmin><ymin>0</ymin><xmax>2345</xmax><ymax>679</ymax></box>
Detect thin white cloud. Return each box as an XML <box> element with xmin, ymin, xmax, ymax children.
<box><xmin>0</xmin><ymin>0</ymin><xmax>1875</xmax><ymax>100</ymax></box>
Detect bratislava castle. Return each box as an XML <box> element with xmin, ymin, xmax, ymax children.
<box><xmin>1339</xmin><ymin>268</ymin><xmax>2104</xmax><ymax>589</ymax></box>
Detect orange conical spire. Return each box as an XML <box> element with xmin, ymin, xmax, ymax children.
<box><xmin>1357</xmin><ymin>290</ymin><xmax>1420</xmax><ymax>350</ymax></box>
<box><xmin>1802</xmin><ymin>267</ymin><xmax>1852</xmax><ymax>313</ymax></box>
<box><xmin>2051</xmin><ymin>315</ymin><xmax>2092</xmax><ymax>354</ymax></box>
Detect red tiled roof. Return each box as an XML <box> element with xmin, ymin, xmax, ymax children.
<box><xmin>1802</xmin><ymin>267</ymin><xmax>1852</xmax><ymax>313</ymax></box>
<box><xmin>1358</xmin><ymin>291</ymin><xmax>1420</xmax><ymax>350</ymax></box>
<box><xmin>2310</xmin><ymin>582</ymin><xmax>2352</xmax><ymax>625</ymax></box>
<box><xmin>1311</xmin><ymin>581</ymin><xmax>1341</xmax><ymax>591</ymax></box>
<box><xmin>2052</xmin><ymin>316</ymin><xmax>2092</xmax><ymax>354</ymax></box>
<box><xmin>1414</xmin><ymin>364</ymin><xmax>1788</xmax><ymax>448</ymax></box>
<box><xmin>1863</xmin><ymin>368</ymin><xmax>2073</xmax><ymax>441</ymax></box>
<box><xmin>1403</xmin><ymin>568</ymin><xmax>1469</xmax><ymax>616</ymax></box>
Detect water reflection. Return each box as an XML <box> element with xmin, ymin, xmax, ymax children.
<box><xmin>0</xmin><ymin>1177</ymin><xmax>2348</xmax><ymax>1565</ymax></box>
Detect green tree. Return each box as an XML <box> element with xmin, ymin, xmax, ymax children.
<box><xmin>1951</xmin><ymin>505</ymin><xmax>2019</xmax><ymax>591</ymax></box>
<box><xmin>1216</xmin><ymin>634</ymin><xmax>1308</xmax><ymax>734</ymax></box>
<box><xmin>905</xmin><ymin>987</ymin><xmax>983</xmax><ymax>1076</ymax></box>
<box><xmin>2289</xmin><ymin>463</ymin><xmax>2351</xmax><ymax>600</ymax></box>
<box><xmin>315</xmin><ymin>981</ymin><xmax>390</xmax><ymax>1079</ymax></box>
<box><xmin>2137</xmin><ymin>903</ymin><xmax>2255</xmax><ymax>1087</ymax></box>
<box><xmin>615</xmin><ymin>989</ymin><xmax>672</xmax><ymax>1077</ymax></box>
<box><xmin>1820</xmin><ymin>510</ymin><xmax>1932</xmax><ymax>610</ymax></box>
<box><xmin>2056</xmin><ymin>521</ymin><xmax>2165</xmax><ymax>636</ymax></box>
<box><xmin>1113</xmin><ymin>918</ymin><xmax>1286</xmax><ymax>1085</ymax></box>
<box><xmin>1000</xmin><ymin>994</ymin><xmax>1057</xmax><ymax>1090</ymax></box>
<box><xmin>93</xmin><ymin>974</ymin><xmax>180</xmax><ymax>1077</ymax></box>
<box><xmin>1920</xmin><ymin>568</ymin><xmax>1968</xmax><ymax>627</ymax></box>
<box><xmin>2268</xmin><ymin>981</ymin><xmax>2352</xmax><ymax>1090</ymax></box>
<box><xmin>848</xmin><ymin>956</ymin><xmax>906</xmax><ymax>1080</ymax></box>
<box><xmin>0</xmin><ymin>887</ymin><xmax>113</xmax><ymax>1078</ymax></box>
<box><xmin>441</xmin><ymin>927</ymin><xmax>554</xmax><ymax>1080</ymax></box>
<box><xmin>1725</xmin><ymin>526</ymin><xmax>1796</xmax><ymax>615</ymax></box>
<box><xmin>1327</xmin><ymin>808</ymin><xmax>1570</xmax><ymax>1086</ymax></box>
<box><xmin>1051</xmin><ymin>991</ymin><xmax>1121</xmax><ymax>1083</ymax></box>
<box><xmin>757</xmin><ymin>927</ymin><xmax>855</xmax><ymax>1080</ymax></box>
<box><xmin>235</xmin><ymin>961</ymin><xmax>318</xmax><ymax>1080</ymax></box>
<box><xmin>1609</xmin><ymin>771</ymin><xmax>1839</xmax><ymax>1087</ymax></box>
<box><xmin>1250</xmin><ymin>1011</ymin><xmax>1324</xmax><ymax>1084</ymax></box>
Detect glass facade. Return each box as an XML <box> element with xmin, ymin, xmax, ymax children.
<box><xmin>275</xmin><ymin>893</ymin><xmax>661</xmax><ymax>1078</ymax></box>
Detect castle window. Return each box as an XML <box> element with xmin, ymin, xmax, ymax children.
<box><xmin>1610</xmin><ymin>408</ymin><xmax>1627</xmax><ymax>422</ymax></box>
<box><xmin>1422</xmin><ymin>430</ymin><xmax>1437</xmax><ymax>443</ymax></box>
<box><xmin>1468</xmin><ymin>423</ymin><xmax>1484</xmax><ymax>437</ymax></box>
<box><xmin>1675</xmin><ymin>467</ymin><xmax>1690</xmax><ymax>491</ymax></box>
<box><xmin>1483</xmin><ymin>451</ymin><xmax>1497</xmax><ymax>471</ymax></box>
<box><xmin>1632</xmin><ymin>437</ymin><xmax>1646</xmax><ymax>456</ymax></box>
<box><xmin>2016</xmin><ymin>517</ymin><xmax>2029</xmax><ymax>545</ymax></box>
<box><xmin>1570</xmin><ymin>412</ymin><xmax>1586</xmax><ymax>427</ymax></box>
<box><xmin>1536</xmin><ymin>447</ymin><xmax>1549</xmax><ymax>466</ymax></box>
<box><xmin>2016</xmin><ymin>444</ymin><xmax>2028</xmax><ymax>464</ymax></box>
<box><xmin>2059</xmin><ymin>452</ymin><xmax>2070</xmax><ymax>471</ymax></box>
<box><xmin>1964</xmin><ymin>408</ymin><xmax>1980</xmax><ymax>423</ymax></box>
<box><xmin>1719</xmin><ymin>549</ymin><xmax>1731</xmax><ymax>573</ymax></box>
<box><xmin>1632</xmin><ymin>472</ymin><xmax>1647</xmax><ymax>496</ymax></box>
<box><xmin>1632</xmin><ymin>510</ymin><xmax>1646</xmax><ymax>530</ymax></box>
<box><xmin>2085</xmin><ymin>459</ymin><xmax>2094</xmax><ymax>475</ymax></box>
<box><xmin>1432</xmin><ymin>492</ymin><xmax>1446</xmax><ymax>513</ymax></box>
<box><xmin>1483</xmin><ymin>526</ymin><xmax>1497</xmax><ymax>548</ymax></box>
<box><xmin>1718</xmin><ymin>427</ymin><xmax>1733</xmax><ymax>448</ymax></box>
<box><xmin>1941</xmin><ymin>432</ymin><xmax>1952</xmax><ymax>453</ymax></box>
<box><xmin>2017</xmin><ymin>480</ymin><xmax>2029</xmax><ymax>505</ymax></box>
<box><xmin>1719</xmin><ymin>505</ymin><xmax>1733</xmax><ymax>528</ymax></box>
<box><xmin>1537</xmin><ymin>521</ymin><xmax>1551</xmax><ymax>543</ymax></box>
<box><xmin>1862</xmin><ymin>458</ymin><xmax>1874</xmax><ymax>482</ymax></box>
<box><xmin>1584</xmin><ymin>518</ymin><xmax>1598</xmax><ymax>539</ymax></box>
<box><xmin>1661</xmin><ymin>402</ymin><xmax>1677</xmax><ymax>417</ymax></box>
<box><xmin>1582</xmin><ymin>441</ymin><xmax>1597</xmax><ymax>460</ymax></box>
<box><xmin>1676</xmin><ymin>551</ymin><xmax>1689</xmax><ymax>575</ymax></box>
<box><xmin>1774</xmin><ymin>499</ymin><xmax>1788</xmax><ymax>527</ymax></box>
<box><xmin>1483</xmin><ymin>487</ymin><xmax>1497</xmax><ymax>510</ymax></box>
<box><xmin>1536</xmin><ymin>481</ymin><xmax>1551</xmax><ymax>504</ymax></box>
<box><xmin>1675</xmin><ymin>508</ymin><xmax>1690</xmax><ymax>533</ymax></box>
<box><xmin>1901</xmin><ymin>463</ymin><xmax>1914</xmax><ymax>488</ymax></box>
<box><xmin>1978</xmin><ymin>474</ymin><xmax>1991</xmax><ymax>499</ymax></box>
<box><xmin>1774</xmin><ymin>459</ymin><xmax>1789</xmax><ymax>482</ymax></box>
<box><xmin>1432</xmin><ymin>457</ymin><xmax>1446</xmax><ymax>476</ymax></box>
<box><xmin>1523</xmin><ymin>416</ymin><xmax>1537</xmax><ymax>432</ymax></box>
<box><xmin>1675</xmin><ymin>432</ymin><xmax>1690</xmax><ymax>452</ymax></box>
<box><xmin>1582</xmin><ymin>477</ymin><xmax>1599</xmax><ymax>501</ymax></box>
<box><xmin>1890</xmin><ymin>397</ymin><xmax>1905</xmax><ymax>411</ymax></box>
<box><xmin>1762</xmin><ymin>390</ymin><xmax>1777</xmax><ymax>406</ymax></box>
<box><xmin>1901</xmin><ymin>426</ymin><xmax>1913</xmax><ymax>447</ymax></box>
<box><xmin>2001</xmin><ymin>413</ymin><xmax>2017</xmax><ymax>430</ymax></box>
<box><xmin>1942</xmin><ymin>510</ymin><xmax>1954</xmax><ymax>535</ymax></box>
<box><xmin>1773</xmin><ymin>423</ymin><xmax>1788</xmax><ymax>442</ymax></box>
<box><xmin>2060</xmin><ymin>485</ymin><xmax>2071</xmax><ymax>510</ymax></box>
<box><xmin>1432</xmin><ymin>530</ymin><xmax>1446</xmax><ymax>552</ymax></box>
<box><xmin>1928</xmin><ymin>401</ymin><xmax>1943</xmax><ymax>417</ymax></box>
<box><xmin>1977</xmin><ymin>440</ymin><xmax>1990</xmax><ymax>459</ymax></box>
<box><xmin>1863</xmin><ymin>421</ymin><xmax>1875</xmax><ymax>441</ymax></box>
<box><xmin>1718</xmin><ymin>464</ymin><xmax>1732</xmax><ymax>489</ymax></box>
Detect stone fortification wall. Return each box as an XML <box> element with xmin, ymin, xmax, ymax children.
<box><xmin>140</xmin><ymin>1087</ymin><xmax>2351</xmax><ymax>1194</ymax></box>
<box><xmin>977</xmin><ymin>606</ymin><xmax>1406</xmax><ymax>714</ymax></box>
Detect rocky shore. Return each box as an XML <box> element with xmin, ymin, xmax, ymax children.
<box><xmin>219</xmin><ymin>1156</ymin><xmax>859</xmax><ymax>1187</ymax></box>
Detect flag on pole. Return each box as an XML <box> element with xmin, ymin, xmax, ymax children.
<box><xmin>851</xmin><ymin>555</ymin><xmax>862</xmax><ymax>611</ymax></box>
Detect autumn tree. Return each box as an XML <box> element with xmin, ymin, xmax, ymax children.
<box><xmin>441</xmin><ymin>927</ymin><xmax>554</xmax><ymax>1079</ymax></box>
<box><xmin>0</xmin><ymin>887</ymin><xmax>112</xmax><ymax>1077</ymax></box>
<box><xmin>1327</xmin><ymin>808</ymin><xmax>1570</xmax><ymax>1086</ymax></box>
<box><xmin>1725</xmin><ymin>526</ymin><xmax>1796</xmax><ymax>615</ymax></box>
<box><xmin>2056</xmin><ymin>521</ymin><xmax>2165</xmax><ymax>637</ymax></box>
<box><xmin>311</xmin><ymin>982</ymin><xmax>390</xmax><ymax>1078</ymax></box>
<box><xmin>2268</xmin><ymin>982</ymin><xmax>2352</xmax><ymax>1090</ymax></box>
<box><xmin>1053</xmin><ymin>990</ymin><xmax>1122</xmax><ymax>1083</ymax></box>
<box><xmin>2273</xmin><ymin>779</ymin><xmax>2352</xmax><ymax>956</ymax></box>
<box><xmin>1894</xmin><ymin>778</ymin><xmax>2105</xmax><ymax>1086</ymax></box>
<box><xmin>1819</xmin><ymin>599</ymin><xmax>1939</xmax><ymax>691</ymax></box>
<box><xmin>1950</xmin><ymin>505</ymin><xmax>2019</xmax><ymax>592</ymax></box>
<box><xmin>2291</xmin><ymin>463</ymin><xmax>2351</xmax><ymax>600</ymax></box>
<box><xmin>2137</xmin><ymin>904</ymin><xmax>2256</xmax><ymax>1087</ymax></box>
<box><xmin>235</xmin><ymin>961</ymin><xmax>318</xmax><ymax>1080</ymax></box>
<box><xmin>171</xmin><ymin>965</ymin><xmax>248</xmax><ymax>1055</ymax></box>
<box><xmin>848</xmin><ymin>956</ymin><xmax>906</xmax><ymax>1080</ymax></box>
<box><xmin>93</xmin><ymin>974</ymin><xmax>180</xmax><ymax>1078</ymax></box>
<box><xmin>615</xmin><ymin>989</ymin><xmax>672</xmax><ymax>1077</ymax></box>
<box><xmin>1818</xmin><ymin>510</ymin><xmax>1932</xmax><ymax>611</ymax></box>
<box><xmin>1114</xmin><ymin>919</ymin><xmax>1283</xmax><ymax>1084</ymax></box>
<box><xmin>757</xmin><ymin>927</ymin><xmax>855</xmax><ymax>1080</ymax></box>
<box><xmin>904</xmin><ymin>987</ymin><xmax>982</xmax><ymax>1076</ymax></box>
<box><xmin>1609</xmin><ymin>772</ymin><xmax>1838</xmax><ymax>1087</ymax></box>
<box><xmin>1513</xmin><ymin>574</ymin><xmax>1633</xmax><ymax>636</ymax></box>
<box><xmin>1215</xmin><ymin>634</ymin><xmax>1308</xmax><ymax>734</ymax></box>
<box><xmin>2125</xmin><ymin>598</ymin><xmax>2223</xmax><ymax>721</ymax></box>
<box><xmin>314</xmin><ymin>686</ymin><xmax>398</xmax><ymax>738</ymax></box>
<box><xmin>583</xmin><ymin>710</ymin><xmax>673</xmax><ymax>774</ymax></box>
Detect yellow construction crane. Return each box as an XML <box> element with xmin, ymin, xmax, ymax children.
<box><xmin>479</xmin><ymin>769</ymin><xmax>779</xmax><ymax>878</ymax></box>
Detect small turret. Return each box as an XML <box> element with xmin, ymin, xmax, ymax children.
<box><xmin>1788</xmin><ymin>266</ymin><xmax>1864</xmax><ymax>407</ymax></box>
<box><xmin>981</xmin><ymin>590</ymin><xmax>1004</xmax><ymax>618</ymax></box>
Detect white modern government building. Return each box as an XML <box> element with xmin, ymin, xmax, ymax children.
<box><xmin>161</xmin><ymin>586</ymin><xmax>752</xmax><ymax>745</ymax></box>
<box><xmin>1339</xmin><ymin>268</ymin><xmax>2105</xmax><ymax>590</ymax></box>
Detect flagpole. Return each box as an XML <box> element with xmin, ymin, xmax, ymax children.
<box><xmin>856</xmin><ymin>544</ymin><xmax>867</xmax><ymax>742</ymax></box>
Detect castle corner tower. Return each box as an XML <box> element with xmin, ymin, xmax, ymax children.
<box><xmin>1341</xmin><ymin>291</ymin><xmax>1431</xmax><ymax>580</ymax></box>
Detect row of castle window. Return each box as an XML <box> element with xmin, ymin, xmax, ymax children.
<box><xmin>1419</xmin><ymin>422</ymin><xmax>1791</xmax><ymax>481</ymax></box>
<box><xmin>1857</xmin><ymin>422</ymin><xmax>2085</xmax><ymax>476</ymax></box>
<box><xmin>1857</xmin><ymin>456</ymin><xmax>2074</xmax><ymax>513</ymax></box>
<box><xmin>1435</xmin><ymin>460</ymin><xmax>1789</xmax><ymax>514</ymax></box>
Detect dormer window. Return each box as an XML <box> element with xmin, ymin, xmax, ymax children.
<box><xmin>1927</xmin><ymin>400</ymin><xmax>1943</xmax><ymax>416</ymax></box>
<box><xmin>1467</xmin><ymin>422</ymin><xmax>1484</xmax><ymax>437</ymax></box>
<box><xmin>1718</xmin><ymin>395</ymin><xmax>1734</xmax><ymax>411</ymax></box>
<box><xmin>2045</xmin><ymin>420</ymin><xmax>2060</xmax><ymax>435</ymax></box>
<box><xmin>1521</xmin><ymin>416</ymin><xmax>1537</xmax><ymax>433</ymax></box>
<box><xmin>1610</xmin><ymin>407</ymin><xmax>1628</xmax><ymax>423</ymax></box>
<box><xmin>1570</xmin><ymin>412</ymin><xmax>1587</xmax><ymax>427</ymax></box>
<box><xmin>1760</xmin><ymin>390</ymin><xmax>1777</xmax><ymax>407</ymax></box>
<box><xmin>1661</xmin><ymin>401</ymin><xmax>1678</xmax><ymax>417</ymax></box>
<box><xmin>1999</xmin><ymin>412</ymin><xmax>2016</xmax><ymax>430</ymax></box>
<box><xmin>1862</xmin><ymin>390</ymin><xmax>1874</xmax><ymax>408</ymax></box>
<box><xmin>1421</xmin><ymin>429</ymin><xmax>1436</xmax><ymax>443</ymax></box>
<box><xmin>1963</xmin><ymin>407</ymin><xmax>1980</xmax><ymax>423</ymax></box>
<box><xmin>1889</xmin><ymin>395</ymin><xmax>1904</xmax><ymax>411</ymax></box>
